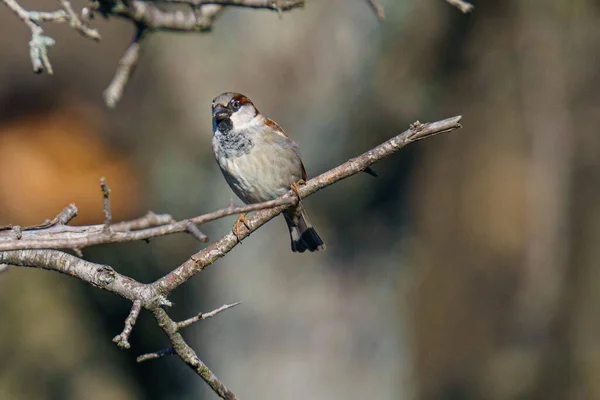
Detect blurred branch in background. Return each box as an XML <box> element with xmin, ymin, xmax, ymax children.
<box><xmin>1</xmin><ymin>0</ymin><xmax>475</xmax><ymax>109</ymax></box>
<box><xmin>0</xmin><ymin>0</ymin><xmax>100</xmax><ymax>74</ymax></box>
<box><xmin>1</xmin><ymin>0</ymin><xmax>304</xmax><ymax>107</ymax></box>
<box><xmin>445</xmin><ymin>0</ymin><xmax>474</xmax><ymax>13</ymax></box>
<box><xmin>365</xmin><ymin>0</ymin><xmax>385</xmax><ymax>21</ymax></box>
<box><xmin>0</xmin><ymin>115</ymin><xmax>462</xmax><ymax>400</ymax></box>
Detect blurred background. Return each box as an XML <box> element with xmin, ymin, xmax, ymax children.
<box><xmin>0</xmin><ymin>0</ymin><xmax>596</xmax><ymax>399</ymax></box>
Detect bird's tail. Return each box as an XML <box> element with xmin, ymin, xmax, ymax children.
<box><xmin>285</xmin><ymin>204</ymin><xmax>325</xmax><ymax>253</ymax></box>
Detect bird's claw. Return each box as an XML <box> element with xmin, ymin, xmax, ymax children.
<box><xmin>232</xmin><ymin>212</ymin><xmax>250</xmax><ymax>242</ymax></box>
<box><xmin>290</xmin><ymin>180</ymin><xmax>305</xmax><ymax>203</ymax></box>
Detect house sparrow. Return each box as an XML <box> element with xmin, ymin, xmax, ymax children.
<box><xmin>211</xmin><ymin>92</ymin><xmax>325</xmax><ymax>253</ymax></box>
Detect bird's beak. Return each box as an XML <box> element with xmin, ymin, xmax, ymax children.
<box><xmin>213</xmin><ymin>106</ymin><xmax>230</xmax><ymax>122</ymax></box>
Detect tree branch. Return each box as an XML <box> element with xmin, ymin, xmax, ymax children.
<box><xmin>445</xmin><ymin>0</ymin><xmax>474</xmax><ymax>13</ymax></box>
<box><xmin>177</xmin><ymin>301</ymin><xmax>242</xmax><ymax>329</ymax></box>
<box><xmin>152</xmin><ymin>307</ymin><xmax>238</xmax><ymax>400</ymax></box>
<box><xmin>137</xmin><ymin>346</ymin><xmax>176</xmax><ymax>362</ymax></box>
<box><xmin>152</xmin><ymin>116</ymin><xmax>462</xmax><ymax>293</ymax></box>
<box><xmin>1</xmin><ymin>0</ymin><xmax>99</xmax><ymax>74</ymax></box>
<box><xmin>100</xmin><ymin>177</ymin><xmax>113</xmax><ymax>230</ymax></box>
<box><xmin>113</xmin><ymin>299</ymin><xmax>142</xmax><ymax>349</ymax></box>
<box><xmin>2</xmin><ymin>0</ymin><xmax>304</xmax><ymax>106</ymax></box>
<box><xmin>104</xmin><ymin>27</ymin><xmax>146</xmax><ymax>108</ymax></box>
<box><xmin>0</xmin><ymin>115</ymin><xmax>462</xmax><ymax>399</ymax></box>
<box><xmin>365</xmin><ymin>0</ymin><xmax>385</xmax><ymax>21</ymax></box>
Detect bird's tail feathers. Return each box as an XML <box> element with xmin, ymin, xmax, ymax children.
<box><xmin>285</xmin><ymin>205</ymin><xmax>325</xmax><ymax>253</ymax></box>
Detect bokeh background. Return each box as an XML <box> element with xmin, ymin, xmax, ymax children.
<box><xmin>0</xmin><ymin>0</ymin><xmax>597</xmax><ymax>399</ymax></box>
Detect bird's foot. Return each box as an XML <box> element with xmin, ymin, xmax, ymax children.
<box><xmin>290</xmin><ymin>180</ymin><xmax>305</xmax><ymax>204</ymax></box>
<box><xmin>232</xmin><ymin>212</ymin><xmax>250</xmax><ymax>242</ymax></box>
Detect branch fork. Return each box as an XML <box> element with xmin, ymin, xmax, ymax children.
<box><xmin>1</xmin><ymin>116</ymin><xmax>462</xmax><ymax>399</ymax></box>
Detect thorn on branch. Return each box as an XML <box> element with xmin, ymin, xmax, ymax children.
<box><xmin>445</xmin><ymin>0</ymin><xmax>474</xmax><ymax>13</ymax></box>
<box><xmin>137</xmin><ymin>347</ymin><xmax>175</xmax><ymax>363</ymax></box>
<box><xmin>104</xmin><ymin>27</ymin><xmax>146</xmax><ymax>108</ymax></box>
<box><xmin>113</xmin><ymin>299</ymin><xmax>142</xmax><ymax>349</ymax></box>
<box><xmin>176</xmin><ymin>301</ymin><xmax>242</xmax><ymax>330</ymax></box>
<box><xmin>100</xmin><ymin>177</ymin><xmax>112</xmax><ymax>231</ymax></box>
<box><xmin>365</xmin><ymin>0</ymin><xmax>385</xmax><ymax>21</ymax></box>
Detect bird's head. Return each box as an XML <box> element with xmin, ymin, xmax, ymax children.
<box><xmin>212</xmin><ymin>92</ymin><xmax>260</xmax><ymax>133</ymax></box>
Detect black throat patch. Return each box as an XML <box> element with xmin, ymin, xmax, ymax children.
<box><xmin>215</xmin><ymin>119</ymin><xmax>254</xmax><ymax>158</ymax></box>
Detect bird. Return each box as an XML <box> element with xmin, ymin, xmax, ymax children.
<box><xmin>211</xmin><ymin>92</ymin><xmax>325</xmax><ymax>253</ymax></box>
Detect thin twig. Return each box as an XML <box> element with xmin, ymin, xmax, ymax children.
<box><xmin>113</xmin><ymin>211</ymin><xmax>175</xmax><ymax>231</ymax></box>
<box><xmin>24</xmin><ymin>204</ymin><xmax>79</xmax><ymax>230</ymax></box>
<box><xmin>185</xmin><ymin>222</ymin><xmax>209</xmax><ymax>242</ymax></box>
<box><xmin>2</xmin><ymin>0</ymin><xmax>43</xmax><ymax>33</ymax></box>
<box><xmin>100</xmin><ymin>177</ymin><xmax>112</xmax><ymax>230</ymax></box>
<box><xmin>104</xmin><ymin>27</ymin><xmax>146</xmax><ymax>108</ymax></box>
<box><xmin>0</xmin><ymin>198</ymin><xmax>300</xmax><ymax>250</ymax></box>
<box><xmin>153</xmin><ymin>307</ymin><xmax>238</xmax><ymax>400</ymax></box>
<box><xmin>366</xmin><ymin>0</ymin><xmax>385</xmax><ymax>21</ymax></box>
<box><xmin>445</xmin><ymin>0</ymin><xmax>474</xmax><ymax>13</ymax></box>
<box><xmin>2</xmin><ymin>0</ymin><xmax>100</xmax><ymax>74</ymax></box>
<box><xmin>160</xmin><ymin>0</ymin><xmax>304</xmax><ymax>10</ymax></box>
<box><xmin>1</xmin><ymin>0</ymin><xmax>55</xmax><ymax>73</ymax></box>
<box><xmin>57</xmin><ymin>0</ymin><xmax>101</xmax><ymax>40</ymax></box>
<box><xmin>113</xmin><ymin>300</ymin><xmax>142</xmax><ymax>349</ymax></box>
<box><xmin>177</xmin><ymin>302</ymin><xmax>242</xmax><ymax>330</ymax></box>
<box><xmin>137</xmin><ymin>347</ymin><xmax>175</xmax><ymax>362</ymax></box>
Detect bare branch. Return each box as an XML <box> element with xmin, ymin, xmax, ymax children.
<box><xmin>113</xmin><ymin>211</ymin><xmax>175</xmax><ymax>231</ymax></box>
<box><xmin>152</xmin><ymin>307</ymin><xmax>238</xmax><ymax>400</ymax></box>
<box><xmin>100</xmin><ymin>177</ymin><xmax>112</xmax><ymax>230</ymax></box>
<box><xmin>104</xmin><ymin>27</ymin><xmax>146</xmax><ymax>108</ymax></box>
<box><xmin>4</xmin><ymin>0</ymin><xmax>302</xmax><ymax>105</ymax></box>
<box><xmin>23</xmin><ymin>204</ymin><xmax>79</xmax><ymax>230</ymax></box>
<box><xmin>0</xmin><ymin>250</ymin><xmax>151</xmax><ymax>302</ymax></box>
<box><xmin>1</xmin><ymin>115</ymin><xmax>462</xmax><ymax>400</ymax></box>
<box><xmin>2</xmin><ymin>0</ymin><xmax>99</xmax><ymax>74</ymax></box>
<box><xmin>185</xmin><ymin>221</ymin><xmax>209</xmax><ymax>242</ymax></box>
<box><xmin>0</xmin><ymin>117</ymin><xmax>461</xmax><ymax>253</ymax></box>
<box><xmin>137</xmin><ymin>302</ymin><xmax>241</xmax><ymax>363</ymax></box>
<box><xmin>0</xmin><ymin>198</ymin><xmax>300</xmax><ymax>250</ymax></box>
<box><xmin>153</xmin><ymin>116</ymin><xmax>463</xmax><ymax>293</ymax></box>
<box><xmin>113</xmin><ymin>299</ymin><xmax>142</xmax><ymax>349</ymax></box>
<box><xmin>57</xmin><ymin>0</ymin><xmax>101</xmax><ymax>40</ymax></box>
<box><xmin>28</xmin><ymin>10</ymin><xmax>68</xmax><ymax>23</ymax></box>
<box><xmin>161</xmin><ymin>0</ymin><xmax>304</xmax><ymax>10</ymax></box>
<box><xmin>365</xmin><ymin>0</ymin><xmax>385</xmax><ymax>21</ymax></box>
<box><xmin>137</xmin><ymin>347</ymin><xmax>175</xmax><ymax>362</ymax></box>
<box><xmin>445</xmin><ymin>0</ymin><xmax>474</xmax><ymax>13</ymax></box>
<box><xmin>177</xmin><ymin>302</ymin><xmax>242</xmax><ymax>330</ymax></box>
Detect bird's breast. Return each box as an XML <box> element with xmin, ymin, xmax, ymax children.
<box><xmin>212</xmin><ymin>129</ymin><xmax>304</xmax><ymax>204</ymax></box>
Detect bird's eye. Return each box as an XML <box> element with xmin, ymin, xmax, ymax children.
<box><xmin>230</xmin><ymin>99</ymin><xmax>240</xmax><ymax>111</ymax></box>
